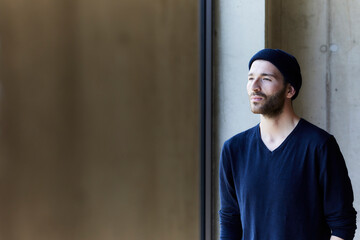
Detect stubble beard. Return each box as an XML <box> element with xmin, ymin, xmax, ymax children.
<box><xmin>250</xmin><ymin>86</ymin><xmax>287</xmax><ymax>118</ymax></box>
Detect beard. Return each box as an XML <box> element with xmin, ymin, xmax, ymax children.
<box><xmin>249</xmin><ymin>85</ymin><xmax>287</xmax><ymax>118</ymax></box>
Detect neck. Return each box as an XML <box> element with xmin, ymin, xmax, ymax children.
<box><xmin>259</xmin><ymin>102</ymin><xmax>300</xmax><ymax>144</ymax></box>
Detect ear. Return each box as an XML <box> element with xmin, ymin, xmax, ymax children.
<box><xmin>286</xmin><ymin>84</ymin><xmax>296</xmax><ymax>99</ymax></box>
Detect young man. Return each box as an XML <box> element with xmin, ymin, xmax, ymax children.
<box><xmin>219</xmin><ymin>49</ymin><xmax>357</xmax><ymax>240</ymax></box>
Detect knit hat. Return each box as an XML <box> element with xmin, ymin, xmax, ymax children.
<box><xmin>248</xmin><ymin>49</ymin><xmax>302</xmax><ymax>100</ymax></box>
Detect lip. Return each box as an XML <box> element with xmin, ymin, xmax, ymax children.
<box><xmin>250</xmin><ymin>96</ymin><xmax>263</xmax><ymax>102</ymax></box>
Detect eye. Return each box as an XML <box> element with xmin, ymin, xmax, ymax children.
<box><xmin>248</xmin><ymin>77</ymin><xmax>254</xmax><ymax>81</ymax></box>
<box><xmin>263</xmin><ymin>77</ymin><xmax>271</xmax><ymax>81</ymax></box>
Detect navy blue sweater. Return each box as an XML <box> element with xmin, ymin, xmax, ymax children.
<box><xmin>219</xmin><ymin>119</ymin><xmax>357</xmax><ymax>240</ymax></box>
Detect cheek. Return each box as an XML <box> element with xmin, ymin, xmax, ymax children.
<box><xmin>246</xmin><ymin>82</ymin><xmax>252</xmax><ymax>94</ymax></box>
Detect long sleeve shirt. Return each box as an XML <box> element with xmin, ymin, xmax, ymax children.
<box><xmin>219</xmin><ymin>119</ymin><xmax>357</xmax><ymax>240</ymax></box>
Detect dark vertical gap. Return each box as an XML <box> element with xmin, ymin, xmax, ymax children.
<box><xmin>0</xmin><ymin>4</ymin><xmax>15</xmax><ymax>239</ymax></box>
<box><xmin>200</xmin><ymin>0</ymin><xmax>205</xmax><ymax>238</ymax></box>
<box><xmin>200</xmin><ymin>0</ymin><xmax>213</xmax><ymax>239</ymax></box>
<box><xmin>58</xmin><ymin>1</ymin><xmax>84</xmax><ymax>238</ymax></box>
<box><xmin>60</xmin><ymin>0</ymin><xmax>79</xmax><ymax>149</ymax></box>
<box><xmin>265</xmin><ymin>0</ymin><xmax>282</xmax><ymax>49</ymax></box>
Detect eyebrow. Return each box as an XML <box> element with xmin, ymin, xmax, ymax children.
<box><xmin>248</xmin><ymin>73</ymin><xmax>276</xmax><ymax>77</ymax></box>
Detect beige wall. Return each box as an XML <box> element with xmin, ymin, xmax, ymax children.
<box><xmin>0</xmin><ymin>0</ymin><xmax>199</xmax><ymax>239</ymax></box>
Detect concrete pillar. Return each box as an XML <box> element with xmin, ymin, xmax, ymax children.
<box><xmin>213</xmin><ymin>0</ymin><xmax>265</xmax><ymax>238</ymax></box>
<box><xmin>267</xmin><ymin>1</ymin><xmax>360</xmax><ymax>238</ymax></box>
<box><xmin>267</xmin><ymin>0</ymin><xmax>329</xmax><ymax>128</ymax></box>
<box><xmin>329</xmin><ymin>2</ymin><xmax>360</xmax><ymax>238</ymax></box>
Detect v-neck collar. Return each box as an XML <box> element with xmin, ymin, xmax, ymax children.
<box><xmin>256</xmin><ymin>118</ymin><xmax>304</xmax><ymax>154</ymax></box>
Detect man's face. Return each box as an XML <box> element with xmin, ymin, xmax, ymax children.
<box><xmin>247</xmin><ymin>60</ymin><xmax>287</xmax><ymax>117</ymax></box>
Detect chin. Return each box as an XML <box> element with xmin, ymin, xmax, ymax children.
<box><xmin>250</xmin><ymin>107</ymin><xmax>262</xmax><ymax>114</ymax></box>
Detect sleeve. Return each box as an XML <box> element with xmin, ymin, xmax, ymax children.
<box><xmin>218</xmin><ymin>141</ymin><xmax>242</xmax><ymax>239</ymax></box>
<box><xmin>318</xmin><ymin>136</ymin><xmax>357</xmax><ymax>240</ymax></box>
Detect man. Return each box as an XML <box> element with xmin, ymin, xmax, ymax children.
<box><xmin>219</xmin><ymin>49</ymin><xmax>357</xmax><ymax>240</ymax></box>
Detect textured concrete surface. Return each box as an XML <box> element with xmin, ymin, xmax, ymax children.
<box><xmin>328</xmin><ymin>2</ymin><xmax>360</xmax><ymax>239</ymax></box>
<box><xmin>213</xmin><ymin>0</ymin><xmax>265</xmax><ymax>238</ymax></box>
<box><xmin>266</xmin><ymin>0</ymin><xmax>328</xmax><ymax>128</ymax></box>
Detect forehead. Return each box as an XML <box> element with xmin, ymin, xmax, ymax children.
<box><xmin>248</xmin><ymin>60</ymin><xmax>282</xmax><ymax>78</ymax></box>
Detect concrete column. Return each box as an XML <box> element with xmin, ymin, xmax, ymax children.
<box><xmin>329</xmin><ymin>2</ymin><xmax>360</xmax><ymax>237</ymax></box>
<box><xmin>267</xmin><ymin>1</ymin><xmax>360</xmax><ymax>238</ymax></box>
<box><xmin>213</xmin><ymin>0</ymin><xmax>265</xmax><ymax>238</ymax></box>
<box><xmin>267</xmin><ymin>0</ymin><xmax>329</xmax><ymax>128</ymax></box>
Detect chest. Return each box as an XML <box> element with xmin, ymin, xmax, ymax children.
<box><xmin>261</xmin><ymin>135</ymin><xmax>287</xmax><ymax>152</ymax></box>
<box><xmin>232</xmin><ymin>146</ymin><xmax>319</xmax><ymax>203</ymax></box>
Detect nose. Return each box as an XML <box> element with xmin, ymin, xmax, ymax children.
<box><xmin>250</xmin><ymin>77</ymin><xmax>261</xmax><ymax>92</ymax></box>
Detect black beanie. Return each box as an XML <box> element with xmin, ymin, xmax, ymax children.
<box><xmin>248</xmin><ymin>49</ymin><xmax>302</xmax><ymax>100</ymax></box>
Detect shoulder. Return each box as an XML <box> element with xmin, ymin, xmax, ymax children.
<box><xmin>223</xmin><ymin>124</ymin><xmax>258</xmax><ymax>151</ymax></box>
<box><xmin>296</xmin><ymin>119</ymin><xmax>333</xmax><ymax>146</ymax></box>
<box><xmin>220</xmin><ymin>125</ymin><xmax>258</xmax><ymax>167</ymax></box>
